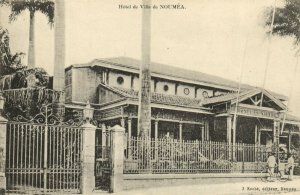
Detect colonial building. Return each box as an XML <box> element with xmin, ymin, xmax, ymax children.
<box><xmin>64</xmin><ymin>57</ymin><xmax>300</xmax><ymax>152</ymax></box>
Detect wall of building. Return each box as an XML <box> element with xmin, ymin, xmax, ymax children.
<box><xmin>72</xmin><ymin>68</ymin><xmax>102</xmax><ymax>103</ymax></box>
<box><xmin>177</xmin><ymin>83</ymin><xmax>195</xmax><ymax>98</ymax></box>
<box><xmin>156</xmin><ymin>80</ymin><xmax>176</xmax><ymax>95</ymax></box>
<box><xmin>132</xmin><ymin>75</ymin><xmax>139</xmax><ymax>91</ymax></box>
<box><xmin>104</xmin><ymin>69</ymin><xmax>230</xmax><ymax>100</ymax></box>
<box><xmin>196</xmin><ymin>88</ymin><xmax>214</xmax><ymax>99</ymax></box>
<box><xmin>68</xmin><ymin>67</ymin><xmax>233</xmax><ymax>104</ymax></box>
<box><xmin>108</xmin><ymin>71</ymin><xmax>132</xmax><ymax>89</ymax></box>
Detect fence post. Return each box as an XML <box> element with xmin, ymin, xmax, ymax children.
<box><xmin>0</xmin><ymin>116</ymin><xmax>7</xmax><ymax>194</ymax></box>
<box><xmin>110</xmin><ymin>125</ymin><xmax>125</xmax><ymax>193</ymax></box>
<box><xmin>80</xmin><ymin>122</ymin><xmax>97</xmax><ymax>194</ymax></box>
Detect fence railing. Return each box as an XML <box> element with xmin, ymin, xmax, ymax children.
<box><xmin>6</xmin><ymin>122</ymin><xmax>82</xmax><ymax>193</ymax></box>
<box><xmin>124</xmin><ymin>137</ymin><xmax>269</xmax><ymax>174</ymax></box>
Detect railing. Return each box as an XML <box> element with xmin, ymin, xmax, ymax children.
<box><xmin>6</xmin><ymin>122</ymin><xmax>82</xmax><ymax>194</ymax></box>
<box><xmin>124</xmin><ymin>137</ymin><xmax>269</xmax><ymax>174</ymax></box>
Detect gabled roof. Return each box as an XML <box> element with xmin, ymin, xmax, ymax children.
<box><xmin>99</xmin><ymin>83</ymin><xmax>209</xmax><ymax>111</ymax></box>
<box><xmin>202</xmin><ymin>88</ymin><xmax>287</xmax><ymax>110</ymax></box>
<box><xmin>202</xmin><ymin>89</ymin><xmax>256</xmax><ymax>105</ymax></box>
<box><xmin>69</xmin><ymin>57</ymin><xmax>287</xmax><ymax>100</ymax></box>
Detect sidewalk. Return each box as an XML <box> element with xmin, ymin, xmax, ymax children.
<box><xmin>112</xmin><ymin>177</ymin><xmax>300</xmax><ymax>195</ymax></box>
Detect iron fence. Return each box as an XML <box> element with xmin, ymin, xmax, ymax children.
<box><xmin>6</xmin><ymin>122</ymin><xmax>82</xmax><ymax>194</ymax></box>
<box><xmin>124</xmin><ymin>137</ymin><xmax>270</xmax><ymax>174</ymax></box>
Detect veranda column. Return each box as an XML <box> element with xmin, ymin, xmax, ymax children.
<box><xmin>101</xmin><ymin>123</ymin><xmax>106</xmax><ymax>147</ymax></box>
<box><xmin>288</xmin><ymin>131</ymin><xmax>292</xmax><ymax>153</ymax></box>
<box><xmin>255</xmin><ymin>125</ymin><xmax>258</xmax><ymax>144</ymax></box>
<box><xmin>205</xmin><ymin>120</ymin><xmax>209</xmax><ymax>140</ymax></box>
<box><xmin>201</xmin><ymin>125</ymin><xmax>204</xmax><ymax>142</ymax></box>
<box><xmin>80</xmin><ymin>122</ymin><xmax>97</xmax><ymax>194</ymax></box>
<box><xmin>127</xmin><ymin>119</ymin><xmax>132</xmax><ymax>159</ymax></box>
<box><xmin>258</xmin><ymin>127</ymin><xmax>261</xmax><ymax>146</ymax></box>
<box><xmin>227</xmin><ymin>116</ymin><xmax>232</xmax><ymax>143</ymax></box>
<box><xmin>273</xmin><ymin>120</ymin><xmax>280</xmax><ymax>151</ymax></box>
<box><xmin>120</xmin><ymin>118</ymin><xmax>125</xmax><ymax>128</ymax></box>
<box><xmin>110</xmin><ymin>125</ymin><xmax>125</xmax><ymax>193</ymax></box>
<box><xmin>0</xmin><ymin>116</ymin><xmax>7</xmax><ymax>193</ymax></box>
<box><xmin>154</xmin><ymin>120</ymin><xmax>158</xmax><ymax>159</ymax></box>
<box><xmin>227</xmin><ymin>116</ymin><xmax>232</xmax><ymax>160</ymax></box>
<box><xmin>154</xmin><ymin>120</ymin><xmax>158</xmax><ymax>140</ymax></box>
<box><xmin>232</xmin><ymin>115</ymin><xmax>238</xmax><ymax>161</ymax></box>
<box><xmin>179</xmin><ymin>123</ymin><xmax>182</xmax><ymax>142</ymax></box>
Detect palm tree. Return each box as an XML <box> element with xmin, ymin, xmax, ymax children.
<box><xmin>53</xmin><ymin>0</ymin><xmax>65</xmax><ymax>92</ymax></box>
<box><xmin>137</xmin><ymin>0</ymin><xmax>152</xmax><ymax>172</ymax></box>
<box><xmin>0</xmin><ymin>0</ymin><xmax>54</xmax><ymax>69</ymax></box>
<box><xmin>265</xmin><ymin>0</ymin><xmax>300</xmax><ymax>51</ymax></box>
<box><xmin>264</xmin><ymin>0</ymin><xmax>300</xmax><ymax>153</ymax></box>
<box><xmin>138</xmin><ymin>0</ymin><xmax>152</xmax><ymax>138</ymax></box>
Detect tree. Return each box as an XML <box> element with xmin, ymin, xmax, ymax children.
<box><xmin>265</xmin><ymin>0</ymin><xmax>300</xmax><ymax>51</ymax></box>
<box><xmin>138</xmin><ymin>0</ymin><xmax>151</xmax><ymax>138</ymax></box>
<box><xmin>264</xmin><ymin>0</ymin><xmax>300</xmax><ymax>157</ymax></box>
<box><xmin>53</xmin><ymin>0</ymin><xmax>65</xmax><ymax>92</ymax></box>
<box><xmin>0</xmin><ymin>0</ymin><xmax>54</xmax><ymax>68</ymax></box>
<box><xmin>0</xmin><ymin>26</ymin><xmax>26</xmax><ymax>76</ymax></box>
<box><xmin>1</xmin><ymin>26</ymin><xmax>50</xmax><ymax>90</ymax></box>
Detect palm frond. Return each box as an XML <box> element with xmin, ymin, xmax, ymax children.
<box><xmin>265</xmin><ymin>0</ymin><xmax>300</xmax><ymax>49</ymax></box>
<box><xmin>0</xmin><ymin>0</ymin><xmax>10</xmax><ymax>7</ymax></box>
<box><xmin>8</xmin><ymin>0</ymin><xmax>31</xmax><ymax>22</ymax></box>
<box><xmin>34</xmin><ymin>0</ymin><xmax>54</xmax><ymax>25</ymax></box>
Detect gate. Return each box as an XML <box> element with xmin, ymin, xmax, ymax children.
<box><xmin>6</xmin><ymin>122</ymin><xmax>83</xmax><ymax>194</ymax></box>
<box><xmin>95</xmin><ymin>127</ymin><xmax>111</xmax><ymax>191</ymax></box>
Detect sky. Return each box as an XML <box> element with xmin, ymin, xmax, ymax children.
<box><xmin>1</xmin><ymin>0</ymin><xmax>300</xmax><ymax>118</ymax></box>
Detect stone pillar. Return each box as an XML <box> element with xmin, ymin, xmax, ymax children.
<box><xmin>80</xmin><ymin>122</ymin><xmax>97</xmax><ymax>194</ymax></box>
<box><xmin>0</xmin><ymin>116</ymin><xmax>7</xmax><ymax>193</ymax></box>
<box><xmin>179</xmin><ymin>123</ymin><xmax>182</xmax><ymax>142</ymax></box>
<box><xmin>110</xmin><ymin>125</ymin><xmax>125</xmax><ymax>193</ymax></box>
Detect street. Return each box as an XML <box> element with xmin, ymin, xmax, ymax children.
<box><xmin>114</xmin><ymin>178</ymin><xmax>300</xmax><ymax>195</ymax></box>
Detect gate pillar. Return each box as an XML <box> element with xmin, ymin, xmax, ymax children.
<box><xmin>110</xmin><ymin>125</ymin><xmax>125</xmax><ymax>193</ymax></box>
<box><xmin>0</xmin><ymin>116</ymin><xmax>7</xmax><ymax>193</ymax></box>
<box><xmin>80</xmin><ymin>122</ymin><xmax>96</xmax><ymax>194</ymax></box>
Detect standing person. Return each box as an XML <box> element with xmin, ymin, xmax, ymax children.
<box><xmin>267</xmin><ymin>152</ymin><xmax>277</xmax><ymax>181</ymax></box>
<box><xmin>287</xmin><ymin>153</ymin><xmax>294</xmax><ymax>180</ymax></box>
